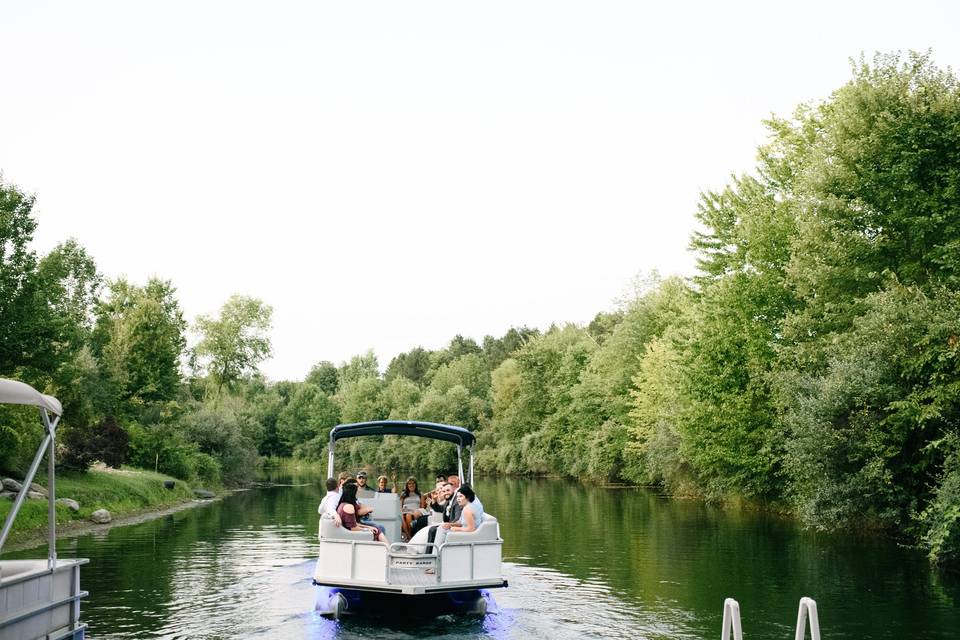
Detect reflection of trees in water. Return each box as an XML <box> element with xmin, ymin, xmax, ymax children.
<box><xmin>482</xmin><ymin>477</ymin><xmax>960</xmax><ymax>638</ymax></box>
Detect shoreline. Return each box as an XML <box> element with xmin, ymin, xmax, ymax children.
<box><xmin>1</xmin><ymin>494</ymin><xmax>227</xmax><ymax>554</ymax></box>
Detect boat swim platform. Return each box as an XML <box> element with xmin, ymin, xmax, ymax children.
<box><xmin>312</xmin><ymin>575</ymin><xmax>508</xmax><ymax>596</ymax></box>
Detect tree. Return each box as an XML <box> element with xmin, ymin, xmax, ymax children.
<box><xmin>385</xmin><ymin>347</ymin><xmax>431</xmax><ymax>384</ymax></box>
<box><xmin>0</xmin><ymin>179</ymin><xmax>54</xmax><ymax>379</ymax></box>
<box><xmin>482</xmin><ymin>327</ymin><xmax>539</xmax><ymax>370</ymax></box>
<box><xmin>93</xmin><ymin>278</ymin><xmax>187</xmax><ymax>410</ymax></box>
<box><xmin>194</xmin><ymin>295</ymin><xmax>273</xmax><ymax>392</ymax></box>
<box><xmin>337</xmin><ymin>350</ymin><xmax>379</xmax><ymax>388</ymax></box>
<box><xmin>306</xmin><ymin>360</ymin><xmax>339</xmax><ymax>394</ymax></box>
<box><xmin>276</xmin><ymin>383</ymin><xmax>341</xmax><ymax>451</ymax></box>
<box><xmin>37</xmin><ymin>239</ymin><xmax>101</xmax><ymax>357</ymax></box>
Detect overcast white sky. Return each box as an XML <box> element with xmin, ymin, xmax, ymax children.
<box><xmin>2</xmin><ymin>1</ymin><xmax>959</xmax><ymax>381</ymax></box>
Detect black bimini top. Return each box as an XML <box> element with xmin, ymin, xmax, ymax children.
<box><xmin>329</xmin><ymin>421</ymin><xmax>475</xmax><ymax>447</ymax></box>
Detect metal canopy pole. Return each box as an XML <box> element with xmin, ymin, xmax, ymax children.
<box><xmin>469</xmin><ymin>445</ymin><xmax>475</xmax><ymax>485</ymax></box>
<box><xmin>43</xmin><ymin>407</ymin><xmax>57</xmax><ymax>569</ymax></box>
<box><xmin>457</xmin><ymin>445</ymin><xmax>464</xmax><ymax>483</ymax></box>
<box><xmin>327</xmin><ymin>433</ymin><xmax>335</xmax><ymax>480</ymax></box>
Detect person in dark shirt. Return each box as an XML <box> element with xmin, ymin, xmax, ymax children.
<box><xmin>336</xmin><ymin>481</ymin><xmax>389</xmax><ymax>545</ymax></box>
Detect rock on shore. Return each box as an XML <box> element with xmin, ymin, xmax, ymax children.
<box><xmin>57</xmin><ymin>498</ymin><xmax>81</xmax><ymax>512</ymax></box>
<box><xmin>90</xmin><ymin>509</ymin><xmax>112</xmax><ymax>524</ymax></box>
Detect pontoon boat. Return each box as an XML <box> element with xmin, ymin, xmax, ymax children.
<box><xmin>312</xmin><ymin>421</ymin><xmax>506</xmax><ymax>619</ymax></box>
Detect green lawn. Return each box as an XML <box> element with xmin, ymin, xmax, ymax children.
<box><xmin>1</xmin><ymin>467</ymin><xmax>195</xmax><ymax>544</ymax></box>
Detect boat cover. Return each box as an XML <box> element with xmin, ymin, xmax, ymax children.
<box><xmin>330</xmin><ymin>421</ymin><xmax>475</xmax><ymax>446</ymax></box>
<box><xmin>0</xmin><ymin>379</ymin><xmax>62</xmax><ymax>416</ymax></box>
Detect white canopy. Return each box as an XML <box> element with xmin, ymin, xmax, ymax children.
<box><xmin>0</xmin><ymin>379</ymin><xmax>62</xmax><ymax>416</ymax></box>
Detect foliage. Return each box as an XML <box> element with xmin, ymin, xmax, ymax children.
<box><xmin>779</xmin><ymin>283</ymin><xmax>960</xmax><ymax>530</ymax></box>
<box><xmin>276</xmin><ymin>383</ymin><xmax>340</xmax><ymax>452</ymax></box>
<box><xmin>920</xmin><ymin>434</ymin><xmax>960</xmax><ymax>565</ymax></box>
<box><xmin>306</xmin><ymin>360</ymin><xmax>339</xmax><ymax>395</ymax></box>
<box><xmin>194</xmin><ymin>295</ymin><xmax>273</xmax><ymax>392</ymax></box>
<box><xmin>93</xmin><ymin>278</ymin><xmax>187</xmax><ymax>412</ymax></box>
<box><xmin>0</xmin><ymin>179</ymin><xmax>56</xmax><ymax>380</ymax></box>
<box><xmin>60</xmin><ymin>415</ymin><xmax>130</xmax><ymax>470</ymax></box>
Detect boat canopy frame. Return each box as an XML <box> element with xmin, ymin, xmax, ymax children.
<box><xmin>0</xmin><ymin>379</ymin><xmax>63</xmax><ymax>567</ymax></box>
<box><xmin>327</xmin><ymin>421</ymin><xmax>475</xmax><ymax>485</ymax></box>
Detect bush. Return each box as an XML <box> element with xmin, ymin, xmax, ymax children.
<box><xmin>920</xmin><ymin>434</ymin><xmax>960</xmax><ymax>566</ymax></box>
<box><xmin>190</xmin><ymin>452</ymin><xmax>222</xmax><ymax>485</ymax></box>
<box><xmin>60</xmin><ymin>415</ymin><xmax>129</xmax><ymax>470</ymax></box>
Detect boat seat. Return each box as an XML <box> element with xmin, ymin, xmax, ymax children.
<box><xmin>318</xmin><ymin>515</ymin><xmax>378</xmax><ymax>542</ymax></box>
<box><xmin>359</xmin><ymin>492</ymin><xmax>400</xmax><ymax>519</ymax></box>
<box><xmin>444</xmin><ymin>515</ymin><xmax>499</xmax><ymax>543</ymax></box>
<box><xmin>439</xmin><ymin>515</ymin><xmax>501</xmax><ymax>583</ymax></box>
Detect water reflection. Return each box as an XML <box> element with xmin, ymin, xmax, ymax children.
<box><xmin>2</xmin><ymin>473</ymin><xmax>958</xmax><ymax>639</ymax></box>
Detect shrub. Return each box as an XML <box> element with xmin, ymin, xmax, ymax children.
<box><xmin>60</xmin><ymin>415</ymin><xmax>129</xmax><ymax>470</ymax></box>
<box><xmin>920</xmin><ymin>434</ymin><xmax>960</xmax><ymax>566</ymax></box>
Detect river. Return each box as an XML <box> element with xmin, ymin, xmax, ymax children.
<box><xmin>4</xmin><ymin>472</ymin><xmax>959</xmax><ymax>639</ymax></box>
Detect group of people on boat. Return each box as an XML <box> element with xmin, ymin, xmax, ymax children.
<box><xmin>318</xmin><ymin>470</ymin><xmax>485</xmax><ymax>550</ymax></box>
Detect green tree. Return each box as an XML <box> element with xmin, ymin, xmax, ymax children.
<box><xmin>337</xmin><ymin>350</ymin><xmax>380</xmax><ymax>388</ymax></box>
<box><xmin>93</xmin><ymin>278</ymin><xmax>187</xmax><ymax>412</ymax></box>
<box><xmin>778</xmin><ymin>283</ymin><xmax>960</xmax><ymax>532</ymax></box>
<box><xmin>194</xmin><ymin>295</ymin><xmax>273</xmax><ymax>393</ymax></box>
<box><xmin>306</xmin><ymin>360</ymin><xmax>339</xmax><ymax>395</ymax></box>
<box><xmin>0</xmin><ymin>179</ymin><xmax>54</xmax><ymax>379</ymax></box>
<box><xmin>276</xmin><ymin>382</ymin><xmax>341</xmax><ymax>452</ymax></box>
<box><xmin>385</xmin><ymin>347</ymin><xmax>431</xmax><ymax>384</ymax></box>
<box><xmin>482</xmin><ymin>327</ymin><xmax>539</xmax><ymax>370</ymax></box>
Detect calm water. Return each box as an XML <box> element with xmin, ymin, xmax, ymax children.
<box><xmin>4</xmin><ymin>473</ymin><xmax>960</xmax><ymax>639</ymax></box>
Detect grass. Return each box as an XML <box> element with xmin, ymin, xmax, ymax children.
<box><xmin>0</xmin><ymin>466</ymin><xmax>196</xmax><ymax>544</ymax></box>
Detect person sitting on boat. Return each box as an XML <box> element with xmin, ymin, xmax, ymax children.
<box><xmin>355</xmin><ymin>470</ymin><xmax>376</xmax><ymax>499</ymax></box>
<box><xmin>433</xmin><ymin>483</ymin><xmax>484</xmax><ymax>549</ymax></box>
<box><xmin>318</xmin><ymin>477</ymin><xmax>339</xmax><ymax>515</ymax></box>
<box><xmin>376</xmin><ymin>475</ymin><xmax>392</xmax><ymax>493</ymax></box>
<box><xmin>337</xmin><ymin>481</ymin><xmax>390</xmax><ymax>545</ymax></box>
<box><xmin>407</xmin><ymin>480</ymin><xmax>459</xmax><ymax>551</ymax></box>
<box><xmin>410</xmin><ymin>487</ymin><xmax>444</xmax><ymax>538</ymax></box>
<box><xmin>444</xmin><ymin>474</ymin><xmax>463</xmax><ymax>523</ymax></box>
<box><xmin>400</xmin><ymin>476</ymin><xmax>425</xmax><ymax>540</ymax></box>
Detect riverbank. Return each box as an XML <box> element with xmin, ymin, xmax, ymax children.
<box><xmin>0</xmin><ymin>466</ymin><xmax>213</xmax><ymax>550</ymax></box>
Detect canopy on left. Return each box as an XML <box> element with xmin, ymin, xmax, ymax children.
<box><xmin>0</xmin><ymin>379</ymin><xmax>62</xmax><ymax>416</ymax></box>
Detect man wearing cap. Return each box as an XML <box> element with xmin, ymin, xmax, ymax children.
<box><xmin>355</xmin><ymin>470</ymin><xmax>386</xmax><ymax>537</ymax></box>
<box><xmin>355</xmin><ymin>471</ymin><xmax>376</xmax><ymax>499</ymax></box>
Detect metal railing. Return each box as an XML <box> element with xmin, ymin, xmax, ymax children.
<box><xmin>721</xmin><ymin>597</ymin><xmax>821</xmax><ymax>640</ymax></box>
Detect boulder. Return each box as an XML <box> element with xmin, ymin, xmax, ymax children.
<box><xmin>2</xmin><ymin>478</ymin><xmax>23</xmax><ymax>493</ymax></box>
<box><xmin>29</xmin><ymin>482</ymin><xmax>48</xmax><ymax>497</ymax></box>
<box><xmin>57</xmin><ymin>498</ymin><xmax>81</xmax><ymax>512</ymax></box>
<box><xmin>90</xmin><ymin>509</ymin><xmax>111</xmax><ymax>524</ymax></box>
<box><xmin>0</xmin><ymin>490</ymin><xmax>15</xmax><ymax>500</ymax></box>
<box><xmin>27</xmin><ymin>491</ymin><xmax>46</xmax><ymax>500</ymax></box>
<box><xmin>193</xmin><ymin>489</ymin><xmax>215</xmax><ymax>499</ymax></box>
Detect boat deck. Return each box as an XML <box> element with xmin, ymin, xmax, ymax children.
<box><xmin>389</xmin><ymin>567</ymin><xmax>437</xmax><ymax>587</ymax></box>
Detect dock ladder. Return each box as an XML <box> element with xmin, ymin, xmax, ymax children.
<box><xmin>721</xmin><ymin>596</ymin><xmax>821</xmax><ymax>640</ymax></box>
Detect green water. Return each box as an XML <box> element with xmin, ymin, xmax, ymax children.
<box><xmin>4</xmin><ymin>472</ymin><xmax>959</xmax><ymax>638</ymax></box>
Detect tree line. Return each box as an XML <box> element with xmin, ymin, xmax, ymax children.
<box><xmin>1</xmin><ymin>52</ymin><xmax>958</xmax><ymax>566</ymax></box>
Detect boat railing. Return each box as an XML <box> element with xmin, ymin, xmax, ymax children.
<box><xmin>720</xmin><ymin>597</ymin><xmax>821</xmax><ymax>640</ymax></box>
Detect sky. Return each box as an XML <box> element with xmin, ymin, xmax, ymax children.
<box><xmin>2</xmin><ymin>1</ymin><xmax>959</xmax><ymax>381</ymax></box>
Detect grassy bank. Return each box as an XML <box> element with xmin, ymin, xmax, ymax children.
<box><xmin>0</xmin><ymin>467</ymin><xmax>196</xmax><ymax>545</ymax></box>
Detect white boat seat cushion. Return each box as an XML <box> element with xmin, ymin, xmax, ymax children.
<box><xmin>360</xmin><ymin>493</ymin><xmax>400</xmax><ymax>519</ymax></box>
<box><xmin>444</xmin><ymin>515</ymin><xmax>499</xmax><ymax>543</ymax></box>
<box><xmin>319</xmin><ymin>515</ymin><xmax>377</xmax><ymax>541</ymax></box>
